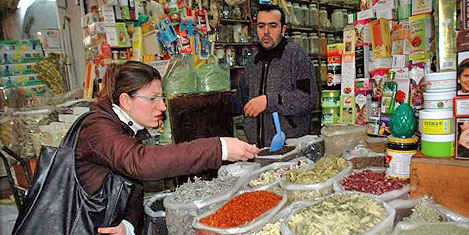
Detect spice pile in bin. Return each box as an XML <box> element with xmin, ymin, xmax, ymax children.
<box><xmin>341</xmin><ymin>170</ymin><xmax>409</xmax><ymax>195</ymax></box>
<box><xmin>199</xmin><ymin>191</ymin><xmax>282</xmax><ymax>228</ymax></box>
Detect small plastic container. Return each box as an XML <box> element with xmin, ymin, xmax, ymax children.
<box><xmin>386</xmin><ymin>135</ymin><xmax>419</xmax><ymax>180</ymax></box>
<box><xmin>421</xmin><ymin>134</ymin><xmax>455</xmax><ymax>158</ymax></box>
<box><xmin>322</xmin><ymin>106</ymin><xmax>340</xmax><ymax>124</ymax></box>
<box><xmin>419</xmin><ymin>110</ymin><xmax>455</xmax><ymax>135</ymax></box>
<box><xmin>321</xmin><ymin>90</ymin><xmax>340</xmax><ymax>107</ymax></box>
<box><xmin>423</xmin><ymin>91</ymin><xmax>456</xmax><ymax>110</ymax></box>
<box><xmin>425</xmin><ymin>72</ymin><xmax>457</xmax><ymax>92</ymax></box>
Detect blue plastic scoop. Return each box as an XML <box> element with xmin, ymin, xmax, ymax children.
<box><xmin>269</xmin><ymin>111</ymin><xmax>286</xmax><ymax>152</ymax></box>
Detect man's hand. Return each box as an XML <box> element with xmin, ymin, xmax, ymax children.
<box><xmin>244</xmin><ymin>95</ymin><xmax>267</xmax><ymax>118</ymax></box>
<box><xmin>224</xmin><ymin>137</ymin><xmax>259</xmax><ymax>161</ymax></box>
<box><xmin>98</xmin><ymin>222</ymin><xmax>126</xmax><ymax>235</ymax></box>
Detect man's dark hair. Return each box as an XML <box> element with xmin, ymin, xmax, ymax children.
<box><xmin>257</xmin><ymin>4</ymin><xmax>286</xmax><ymax>26</ymax></box>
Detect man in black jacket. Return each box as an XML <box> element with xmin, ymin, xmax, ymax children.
<box><xmin>241</xmin><ymin>4</ymin><xmax>317</xmax><ymax>148</ymax></box>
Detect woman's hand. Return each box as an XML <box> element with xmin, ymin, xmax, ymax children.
<box><xmin>98</xmin><ymin>222</ymin><xmax>126</xmax><ymax>235</ymax></box>
<box><xmin>224</xmin><ymin>138</ymin><xmax>259</xmax><ymax>161</ymax></box>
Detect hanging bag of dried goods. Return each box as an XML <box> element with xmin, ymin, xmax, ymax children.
<box><xmin>163</xmin><ymin>176</ymin><xmax>245</xmax><ymax>235</ymax></box>
<box><xmin>333</xmin><ymin>168</ymin><xmax>411</xmax><ymax>202</ymax></box>
<box><xmin>192</xmin><ymin>190</ymin><xmax>287</xmax><ymax>234</ymax></box>
<box><xmin>279</xmin><ymin>157</ymin><xmax>352</xmax><ymax>203</ymax></box>
<box><xmin>280</xmin><ymin>192</ymin><xmax>396</xmax><ymax>235</ymax></box>
<box><xmin>244</xmin><ymin>157</ymin><xmax>314</xmax><ymax>191</ymax></box>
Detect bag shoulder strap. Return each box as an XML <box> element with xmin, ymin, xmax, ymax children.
<box><xmin>60</xmin><ymin>111</ymin><xmax>95</xmax><ymax>149</ymax></box>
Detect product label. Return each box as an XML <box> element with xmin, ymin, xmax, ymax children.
<box><xmin>322</xmin><ymin>96</ymin><xmax>340</xmax><ymax>107</ymax></box>
<box><xmin>455</xmin><ymin>99</ymin><xmax>469</xmax><ymax>116</ymax></box>
<box><xmin>425</xmin><ymin>99</ymin><xmax>452</xmax><ymax>109</ymax></box>
<box><xmin>386</xmin><ymin>149</ymin><xmax>417</xmax><ymax>179</ymax></box>
<box><xmin>426</xmin><ymin>80</ymin><xmax>455</xmax><ymax>89</ymax></box>
<box><xmin>422</xmin><ymin>119</ymin><xmax>451</xmax><ymax>134</ymax></box>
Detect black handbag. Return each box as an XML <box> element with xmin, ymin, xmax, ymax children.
<box><xmin>12</xmin><ymin>111</ymin><xmax>135</xmax><ymax>235</ymax></box>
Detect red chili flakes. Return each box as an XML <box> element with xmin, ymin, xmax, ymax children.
<box><xmin>200</xmin><ymin>191</ymin><xmax>282</xmax><ymax>228</ymax></box>
<box><xmin>341</xmin><ymin>170</ymin><xmax>409</xmax><ymax>195</ymax></box>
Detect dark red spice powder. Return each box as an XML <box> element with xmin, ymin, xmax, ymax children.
<box><xmin>200</xmin><ymin>191</ymin><xmax>282</xmax><ymax>228</ymax></box>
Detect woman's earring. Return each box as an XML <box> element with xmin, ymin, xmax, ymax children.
<box><xmin>128</xmin><ymin>121</ymin><xmax>133</xmax><ymax>126</ymax></box>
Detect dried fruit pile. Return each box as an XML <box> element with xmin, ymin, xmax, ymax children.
<box><xmin>341</xmin><ymin>170</ymin><xmax>409</xmax><ymax>195</ymax></box>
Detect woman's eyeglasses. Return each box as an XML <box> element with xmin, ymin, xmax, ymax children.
<box><xmin>131</xmin><ymin>94</ymin><xmax>166</xmax><ymax>104</ymax></box>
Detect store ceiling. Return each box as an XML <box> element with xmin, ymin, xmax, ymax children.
<box><xmin>0</xmin><ymin>0</ymin><xmax>20</xmax><ymax>19</ymax></box>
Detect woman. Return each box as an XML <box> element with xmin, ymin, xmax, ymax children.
<box><xmin>75</xmin><ymin>61</ymin><xmax>258</xmax><ymax>234</ymax></box>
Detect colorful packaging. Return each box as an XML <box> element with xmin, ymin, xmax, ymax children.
<box><xmin>392</xmin><ymin>21</ymin><xmax>412</xmax><ymax>56</ymax></box>
<box><xmin>409</xmin><ymin>14</ymin><xmax>434</xmax><ymax>61</ymax></box>
<box><xmin>327</xmin><ymin>43</ymin><xmax>344</xmax><ymax>65</ymax></box>
<box><xmin>454</xmin><ymin>96</ymin><xmax>469</xmax><ymax>117</ymax></box>
<box><xmin>354</xmin><ymin>19</ymin><xmax>372</xmax><ymax>44</ymax></box>
<box><xmin>437</xmin><ymin>0</ymin><xmax>457</xmax><ymax>71</ymax></box>
<box><xmin>456</xmin><ymin>118</ymin><xmax>469</xmax><ymax>159</ymax></box>
<box><xmin>343</xmin><ymin>26</ymin><xmax>357</xmax><ymax>55</ymax></box>
<box><xmin>457</xmin><ymin>30</ymin><xmax>469</xmax><ymax>52</ymax></box>
<box><xmin>398</xmin><ymin>0</ymin><xmax>412</xmax><ymax>20</ymax></box>
<box><xmin>360</xmin><ymin>0</ymin><xmax>373</xmax><ymax>10</ymax></box>
<box><xmin>412</xmin><ymin>0</ymin><xmax>432</xmax><ymax>15</ymax></box>
<box><xmin>115</xmin><ymin>23</ymin><xmax>131</xmax><ymax>48</ymax></box>
<box><xmin>341</xmin><ymin>53</ymin><xmax>355</xmax><ymax>95</ymax></box>
<box><xmin>355</xmin><ymin>45</ymin><xmax>371</xmax><ymax>78</ymax></box>
<box><xmin>340</xmin><ymin>95</ymin><xmax>356</xmax><ymax>124</ymax></box>
<box><xmin>370</xmin><ymin>19</ymin><xmax>392</xmax><ymax>60</ymax></box>
<box><xmin>1</xmin><ymin>74</ymin><xmax>44</xmax><ymax>89</ymax></box>
<box><xmin>409</xmin><ymin>62</ymin><xmax>425</xmax><ymax>109</ymax></box>
<box><xmin>355</xmin><ymin>92</ymin><xmax>370</xmax><ymax>125</ymax></box>
<box><xmin>371</xmin><ymin>68</ymin><xmax>390</xmax><ymax>98</ymax></box>
<box><xmin>462</xmin><ymin>0</ymin><xmax>469</xmax><ymax>30</ymax></box>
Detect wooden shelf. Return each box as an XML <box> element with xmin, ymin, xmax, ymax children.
<box><xmin>410</xmin><ymin>155</ymin><xmax>469</xmax><ymax>217</ymax></box>
<box><xmin>214</xmin><ymin>42</ymin><xmax>257</xmax><ymax>47</ymax></box>
<box><xmin>319</xmin><ymin>2</ymin><xmax>360</xmax><ymax>10</ymax></box>
<box><xmin>288</xmin><ymin>26</ymin><xmax>317</xmax><ymax>32</ymax></box>
<box><xmin>231</xmin><ymin>66</ymin><xmax>246</xmax><ymax>69</ymax></box>
<box><xmin>220</xmin><ymin>19</ymin><xmax>252</xmax><ymax>24</ymax></box>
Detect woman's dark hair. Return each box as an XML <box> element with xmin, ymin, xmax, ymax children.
<box><xmin>98</xmin><ymin>61</ymin><xmax>161</xmax><ymax>105</ymax></box>
<box><xmin>257</xmin><ymin>4</ymin><xmax>286</xmax><ymax>26</ymax></box>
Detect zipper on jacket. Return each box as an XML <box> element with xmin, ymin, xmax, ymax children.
<box><xmin>257</xmin><ymin>62</ymin><xmax>269</xmax><ymax>148</ymax></box>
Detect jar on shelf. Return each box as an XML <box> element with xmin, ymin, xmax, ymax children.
<box><xmin>288</xmin><ymin>2</ymin><xmax>300</xmax><ymax>27</ymax></box>
<box><xmin>319</xmin><ymin>33</ymin><xmax>327</xmax><ymax>56</ymax></box>
<box><xmin>336</xmin><ymin>35</ymin><xmax>342</xmax><ymax>43</ymax></box>
<box><xmin>285</xmin><ymin>2</ymin><xmax>292</xmax><ymax>25</ymax></box>
<box><xmin>309</xmin><ymin>3</ymin><xmax>319</xmax><ymax>28</ymax></box>
<box><xmin>312</xmin><ymin>59</ymin><xmax>320</xmax><ymax>82</ymax></box>
<box><xmin>331</xmin><ymin>9</ymin><xmax>344</xmax><ymax>31</ymax></box>
<box><xmin>293</xmin><ymin>3</ymin><xmax>304</xmax><ymax>27</ymax></box>
<box><xmin>320</xmin><ymin>59</ymin><xmax>328</xmax><ymax>83</ymax></box>
<box><xmin>319</xmin><ymin>7</ymin><xmax>330</xmax><ymax>29</ymax></box>
<box><xmin>343</xmin><ymin>9</ymin><xmax>349</xmax><ymax>27</ymax></box>
<box><xmin>310</xmin><ymin>32</ymin><xmax>319</xmax><ymax>54</ymax></box>
<box><xmin>301</xmin><ymin>4</ymin><xmax>310</xmax><ymax>27</ymax></box>
<box><xmin>291</xmin><ymin>32</ymin><xmax>302</xmax><ymax>47</ymax></box>
<box><xmin>327</xmin><ymin>34</ymin><xmax>335</xmax><ymax>45</ymax></box>
<box><xmin>301</xmin><ymin>32</ymin><xmax>309</xmax><ymax>53</ymax></box>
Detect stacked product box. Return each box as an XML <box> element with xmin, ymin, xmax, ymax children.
<box><xmin>0</xmin><ymin>40</ymin><xmax>46</xmax><ymax>110</ymax></box>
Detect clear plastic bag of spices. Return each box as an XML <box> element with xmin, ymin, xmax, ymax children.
<box><xmin>310</xmin><ymin>32</ymin><xmax>319</xmax><ymax>54</ymax></box>
<box><xmin>319</xmin><ymin>7</ymin><xmax>331</xmax><ymax>30</ymax></box>
<box><xmin>309</xmin><ymin>3</ymin><xmax>319</xmax><ymax>28</ymax></box>
<box><xmin>301</xmin><ymin>32</ymin><xmax>309</xmax><ymax>53</ymax></box>
<box><xmin>319</xmin><ymin>33</ymin><xmax>327</xmax><ymax>56</ymax></box>
<box><xmin>293</xmin><ymin>3</ymin><xmax>304</xmax><ymax>27</ymax></box>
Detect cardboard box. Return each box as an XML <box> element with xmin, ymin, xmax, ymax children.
<box><xmin>409</xmin><ymin>14</ymin><xmax>434</xmax><ymax>61</ymax></box>
<box><xmin>412</xmin><ymin>0</ymin><xmax>432</xmax><ymax>15</ymax></box>
<box><xmin>356</xmin><ymin>45</ymin><xmax>371</xmax><ymax>78</ymax></box>
<box><xmin>370</xmin><ymin>18</ymin><xmax>392</xmax><ymax>59</ymax></box>
<box><xmin>357</xmin><ymin>9</ymin><xmax>375</xmax><ymax>20</ymax></box>
<box><xmin>392</xmin><ymin>21</ymin><xmax>412</xmax><ymax>55</ymax></box>
<box><xmin>355</xmin><ymin>20</ymin><xmax>372</xmax><ymax>44</ymax></box>
<box><xmin>437</xmin><ymin>0</ymin><xmax>457</xmax><ymax>71</ymax></box>
<box><xmin>343</xmin><ymin>26</ymin><xmax>357</xmax><ymax>54</ymax></box>
<box><xmin>340</xmin><ymin>95</ymin><xmax>356</xmax><ymax>124</ymax></box>
<box><xmin>341</xmin><ymin>53</ymin><xmax>356</xmax><ymax>95</ymax></box>
<box><xmin>458</xmin><ymin>51</ymin><xmax>469</xmax><ymax>96</ymax></box>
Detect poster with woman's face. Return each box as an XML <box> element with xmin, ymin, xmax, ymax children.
<box><xmin>458</xmin><ymin>53</ymin><xmax>469</xmax><ymax>96</ymax></box>
<box><xmin>456</xmin><ymin>118</ymin><xmax>469</xmax><ymax>159</ymax></box>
